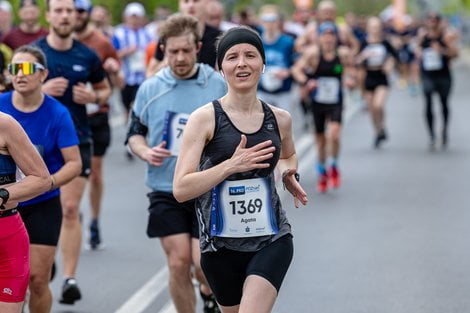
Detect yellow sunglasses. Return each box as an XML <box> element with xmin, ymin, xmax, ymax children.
<box><xmin>8</xmin><ymin>62</ymin><xmax>45</xmax><ymax>76</ymax></box>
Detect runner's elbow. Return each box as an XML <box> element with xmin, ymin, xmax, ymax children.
<box><xmin>173</xmin><ymin>186</ymin><xmax>188</xmax><ymax>203</ymax></box>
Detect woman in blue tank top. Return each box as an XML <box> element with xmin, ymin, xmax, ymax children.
<box><xmin>173</xmin><ymin>27</ymin><xmax>308</xmax><ymax>313</ymax></box>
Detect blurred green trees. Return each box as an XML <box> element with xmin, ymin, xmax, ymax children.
<box><xmin>6</xmin><ymin>0</ymin><xmax>470</xmax><ymax>26</ymax></box>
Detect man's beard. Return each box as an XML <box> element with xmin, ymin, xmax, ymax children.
<box><xmin>52</xmin><ymin>24</ymin><xmax>73</xmax><ymax>39</ymax></box>
<box><xmin>74</xmin><ymin>18</ymin><xmax>89</xmax><ymax>33</ymax></box>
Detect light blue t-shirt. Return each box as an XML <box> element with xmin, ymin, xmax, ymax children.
<box><xmin>132</xmin><ymin>64</ymin><xmax>227</xmax><ymax>193</ymax></box>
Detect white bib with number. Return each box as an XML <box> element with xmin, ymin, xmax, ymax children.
<box><xmin>422</xmin><ymin>48</ymin><xmax>443</xmax><ymax>71</ymax></box>
<box><xmin>128</xmin><ymin>50</ymin><xmax>145</xmax><ymax>73</ymax></box>
<box><xmin>314</xmin><ymin>77</ymin><xmax>340</xmax><ymax>104</ymax></box>
<box><xmin>211</xmin><ymin>177</ymin><xmax>278</xmax><ymax>238</ymax></box>
<box><xmin>366</xmin><ymin>44</ymin><xmax>387</xmax><ymax>67</ymax></box>
<box><xmin>162</xmin><ymin>111</ymin><xmax>189</xmax><ymax>156</ymax></box>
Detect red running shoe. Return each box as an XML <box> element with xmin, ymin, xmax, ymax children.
<box><xmin>317</xmin><ymin>173</ymin><xmax>328</xmax><ymax>193</ymax></box>
<box><xmin>329</xmin><ymin>166</ymin><xmax>341</xmax><ymax>189</ymax></box>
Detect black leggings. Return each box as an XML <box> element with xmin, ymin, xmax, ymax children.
<box><xmin>422</xmin><ymin>74</ymin><xmax>452</xmax><ymax>139</ymax></box>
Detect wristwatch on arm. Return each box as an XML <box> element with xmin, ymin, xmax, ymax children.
<box><xmin>0</xmin><ymin>188</ymin><xmax>10</xmax><ymax>211</ymax></box>
<box><xmin>282</xmin><ymin>170</ymin><xmax>300</xmax><ymax>190</ymax></box>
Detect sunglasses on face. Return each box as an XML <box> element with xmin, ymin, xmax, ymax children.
<box><xmin>7</xmin><ymin>62</ymin><xmax>45</xmax><ymax>76</ymax></box>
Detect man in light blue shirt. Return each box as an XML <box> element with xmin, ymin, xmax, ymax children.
<box><xmin>126</xmin><ymin>14</ymin><xmax>226</xmax><ymax>313</ymax></box>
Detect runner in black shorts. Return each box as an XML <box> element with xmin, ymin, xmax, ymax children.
<box><xmin>415</xmin><ymin>12</ymin><xmax>459</xmax><ymax>149</ymax></box>
<box><xmin>126</xmin><ymin>15</ymin><xmax>227</xmax><ymax>313</ymax></box>
<box><xmin>75</xmin><ymin>0</ymin><xmax>124</xmax><ymax>250</ymax></box>
<box><xmin>146</xmin><ymin>192</ymin><xmax>199</xmax><ymax>238</ymax></box>
<box><xmin>356</xmin><ymin>17</ymin><xmax>397</xmax><ymax>148</ymax></box>
<box><xmin>173</xmin><ymin>26</ymin><xmax>308</xmax><ymax>312</ymax></box>
<box><xmin>0</xmin><ymin>45</ymin><xmax>81</xmax><ymax>313</ymax></box>
<box><xmin>293</xmin><ymin>21</ymin><xmax>356</xmax><ymax>193</ymax></box>
<box><xmin>37</xmin><ymin>0</ymin><xmax>111</xmax><ymax>304</ymax></box>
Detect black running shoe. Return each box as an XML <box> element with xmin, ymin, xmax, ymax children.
<box><xmin>374</xmin><ymin>130</ymin><xmax>387</xmax><ymax>148</ymax></box>
<box><xmin>89</xmin><ymin>220</ymin><xmax>102</xmax><ymax>250</ymax></box>
<box><xmin>441</xmin><ymin>130</ymin><xmax>448</xmax><ymax>149</ymax></box>
<box><xmin>200</xmin><ymin>291</ymin><xmax>220</xmax><ymax>313</ymax></box>
<box><xmin>59</xmin><ymin>278</ymin><xmax>82</xmax><ymax>305</ymax></box>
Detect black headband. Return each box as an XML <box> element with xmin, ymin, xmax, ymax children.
<box><xmin>217</xmin><ymin>28</ymin><xmax>265</xmax><ymax>70</ymax></box>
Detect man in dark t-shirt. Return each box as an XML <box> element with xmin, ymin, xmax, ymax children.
<box><xmin>75</xmin><ymin>0</ymin><xmax>124</xmax><ymax>251</ymax></box>
<box><xmin>145</xmin><ymin>0</ymin><xmax>221</xmax><ymax>77</ymax></box>
<box><xmin>2</xmin><ymin>0</ymin><xmax>48</xmax><ymax>50</ymax></box>
<box><xmin>36</xmin><ymin>0</ymin><xmax>111</xmax><ymax>306</ymax></box>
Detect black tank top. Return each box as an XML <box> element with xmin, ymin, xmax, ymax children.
<box><xmin>201</xmin><ymin>100</ymin><xmax>281</xmax><ymax>179</ymax></box>
<box><xmin>196</xmin><ymin>100</ymin><xmax>291</xmax><ymax>253</ymax></box>
<box><xmin>420</xmin><ymin>34</ymin><xmax>450</xmax><ymax>76</ymax></box>
<box><xmin>308</xmin><ymin>51</ymin><xmax>343</xmax><ymax>105</ymax></box>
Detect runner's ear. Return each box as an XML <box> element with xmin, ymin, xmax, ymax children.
<box><xmin>220</xmin><ymin>71</ymin><xmax>225</xmax><ymax>78</ymax></box>
<box><xmin>262</xmin><ymin>65</ymin><xmax>265</xmax><ymax>74</ymax></box>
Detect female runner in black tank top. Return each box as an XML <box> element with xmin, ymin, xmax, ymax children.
<box><xmin>292</xmin><ymin>21</ymin><xmax>356</xmax><ymax>193</ymax></box>
<box><xmin>173</xmin><ymin>26</ymin><xmax>307</xmax><ymax>312</ymax></box>
<box><xmin>356</xmin><ymin>17</ymin><xmax>397</xmax><ymax>149</ymax></box>
<box><xmin>416</xmin><ymin>13</ymin><xmax>459</xmax><ymax>149</ymax></box>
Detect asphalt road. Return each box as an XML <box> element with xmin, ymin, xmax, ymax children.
<box><xmin>47</xmin><ymin>59</ymin><xmax>470</xmax><ymax>313</ymax></box>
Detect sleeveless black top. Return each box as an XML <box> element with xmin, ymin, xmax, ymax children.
<box><xmin>308</xmin><ymin>51</ymin><xmax>343</xmax><ymax>106</ymax></box>
<box><xmin>196</xmin><ymin>100</ymin><xmax>291</xmax><ymax>253</ymax></box>
<box><xmin>420</xmin><ymin>33</ymin><xmax>450</xmax><ymax>76</ymax></box>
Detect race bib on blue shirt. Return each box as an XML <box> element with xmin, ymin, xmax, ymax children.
<box><xmin>162</xmin><ymin>111</ymin><xmax>189</xmax><ymax>156</ymax></box>
<box><xmin>210</xmin><ymin>177</ymin><xmax>278</xmax><ymax>238</ymax></box>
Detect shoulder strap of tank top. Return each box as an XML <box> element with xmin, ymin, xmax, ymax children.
<box><xmin>260</xmin><ymin>100</ymin><xmax>282</xmax><ymax>139</ymax></box>
<box><xmin>211</xmin><ymin>99</ymin><xmax>224</xmax><ymax>135</ymax></box>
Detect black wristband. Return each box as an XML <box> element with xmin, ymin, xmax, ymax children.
<box><xmin>282</xmin><ymin>170</ymin><xmax>300</xmax><ymax>190</ymax></box>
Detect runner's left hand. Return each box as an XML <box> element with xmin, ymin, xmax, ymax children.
<box><xmin>282</xmin><ymin>168</ymin><xmax>308</xmax><ymax>208</ymax></box>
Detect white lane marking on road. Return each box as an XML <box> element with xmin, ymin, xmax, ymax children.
<box><xmin>114</xmin><ymin>267</ymin><xmax>169</xmax><ymax>313</ymax></box>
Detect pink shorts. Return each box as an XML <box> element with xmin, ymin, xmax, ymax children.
<box><xmin>0</xmin><ymin>212</ymin><xmax>30</xmax><ymax>303</ymax></box>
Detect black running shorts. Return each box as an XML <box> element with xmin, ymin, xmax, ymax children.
<box><xmin>146</xmin><ymin>191</ymin><xmax>199</xmax><ymax>238</ymax></box>
<box><xmin>19</xmin><ymin>196</ymin><xmax>62</xmax><ymax>246</ymax></box>
<box><xmin>200</xmin><ymin>234</ymin><xmax>293</xmax><ymax>307</ymax></box>
<box><xmin>311</xmin><ymin>103</ymin><xmax>343</xmax><ymax>134</ymax></box>
<box><xmin>89</xmin><ymin>113</ymin><xmax>111</xmax><ymax>157</ymax></box>
<box><xmin>364</xmin><ymin>70</ymin><xmax>389</xmax><ymax>91</ymax></box>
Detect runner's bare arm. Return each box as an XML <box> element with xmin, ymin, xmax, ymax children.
<box><xmin>292</xmin><ymin>46</ymin><xmax>319</xmax><ymax>85</ymax></box>
<box><xmin>271</xmin><ymin>107</ymin><xmax>308</xmax><ymax>207</ymax></box>
<box><xmin>50</xmin><ymin>146</ymin><xmax>81</xmax><ymax>189</ymax></box>
<box><xmin>0</xmin><ymin>113</ymin><xmax>50</xmax><ymax>207</ymax></box>
<box><xmin>91</xmin><ymin>78</ymin><xmax>112</xmax><ymax>106</ymax></box>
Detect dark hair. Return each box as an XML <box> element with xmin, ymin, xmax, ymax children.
<box><xmin>216</xmin><ymin>26</ymin><xmax>265</xmax><ymax>70</ymax></box>
<box><xmin>13</xmin><ymin>45</ymin><xmax>48</xmax><ymax>68</ymax></box>
<box><xmin>158</xmin><ymin>14</ymin><xmax>201</xmax><ymax>47</ymax></box>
